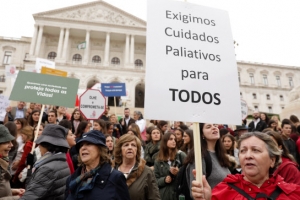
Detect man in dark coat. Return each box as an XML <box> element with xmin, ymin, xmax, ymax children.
<box><xmin>248</xmin><ymin>110</ymin><xmax>267</xmax><ymax>132</ymax></box>
<box><xmin>119</xmin><ymin>108</ymin><xmax>135</xmax><ymax>135</ymax></box>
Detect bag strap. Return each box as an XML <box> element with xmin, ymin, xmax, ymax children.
<box><xmin>228</xmin><ymin>183</ymin><xmax>255</xmax><ymax>200</ymax></box>
<box><xmin>228</xmin><ymin>183</ymin><xmax>282</xmax><ymax>200</ymax></box>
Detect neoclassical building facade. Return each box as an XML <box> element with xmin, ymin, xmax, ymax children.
<box><xmin>0</xmin><ymin>0</ymin><xmax>299</xmax><ymax>116</ymax></box>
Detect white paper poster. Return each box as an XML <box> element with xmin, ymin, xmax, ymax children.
<box><xmin>145</xmin><ymin>0</ymin><xmax>241</xmax><ymax>124</ymax></box>
<box><xmin>0</xmin><ymin>95</ymin><xmax>10</xmax><ymax>121</ymax></box>
<box><xmin>35</xmin><ymin>58</ymin><xmax>55</xmax><ymax>73</ymax></box>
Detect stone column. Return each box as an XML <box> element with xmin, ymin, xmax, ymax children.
<box><xmin>34</xmin><ymin>25</ymin><xmax>44</xmax><ymax>56</ymax></box>
<box><xmin>29</xmin><ymin>24</ymin><xmax>38</xmax><ymax>56</ymax></box>
<box><xmin>62</xmin><ymin>28</ymin><xmax>70</xmax><ymax>60</ymax></box>
<box><xmin>129</xmin><ymin>35</ymin><xmax>135</xmax><ymax>64</ymax></box>
<box><xmin>125</xmin><ymin>34</ymin><xmax>130</xmax><ymax>64</ymax></box>
<box><xmin>56</xmin><ymin>28</ymin><xmax>65</xmax><ymax>58</ymax></box>
<box><xmin>83</xmin><ymin>30</ymin><xmax>90</xmax><ymax>65</ymax></box>
<box><xmin>103</xmin><ymin>32</ymin><xmax>110</xmax><ymax>66</ymax></box>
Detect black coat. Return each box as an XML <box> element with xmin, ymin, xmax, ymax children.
<box><xmin>119</xmin><ymin>117</ymin><xmax>136</xmax><ymax>135</ymax></box>
<box><xmin>65</xmin><ymin>162</ymin><xmax>130</xmax><ymax>200</ymax></box>
<box><xmin>20</xmin><ymin>153</ymin><xmax>70</xmax><ymax>200</ymax></box>
<box><xmin>248</xmin><ymin>120</ymin><xmax>267</xmax><ymax>132</ymax></box>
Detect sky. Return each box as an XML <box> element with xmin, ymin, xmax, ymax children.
<box><xmin>0</xmin><ymin>0</ymin><xmax>299</xmax><ymax>67</ymax></box>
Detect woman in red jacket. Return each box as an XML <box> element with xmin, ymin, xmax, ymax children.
<box><xmin>12</xmin><ymin>125</ymin><xmax>33</xmax><ymax>185</ymax></box>
<box><xmin>191</xmin><ymin>131</ymin><xmax>300</xmax><ymax>200</ymax></box>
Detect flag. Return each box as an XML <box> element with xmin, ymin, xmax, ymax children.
<box><xmin>77</xmin><ymin>42</ymin><xmax>86</xmax><ymax>50</ymax></box>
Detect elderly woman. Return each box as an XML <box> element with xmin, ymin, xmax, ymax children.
<box><xmin>0</xmin><ymin>125</ymin><xmax>25</xmax><ymax>199</ymax></box>
<box><xmin>191</xmin><ymin>131</ymin><xmax>300</xmax><ymax>200</ymax></box>
<box><xmin>20</xmin><ymin>124</ymin><xmax>70</xmax><ymax>200</ymax></box>
<box><xmin>114</xmin><ymin>134</ymin><xmax>160</xmax><ymax>200</ymax></box>
<box><xmin>65</xmin><ymin>130</ymin><xmax>130</xmax><ymax>200</ymax></box>
<box><xmin>134</xmin><ymin>111</ymin><xmax>146</xmax><ymax>140</ymax></box>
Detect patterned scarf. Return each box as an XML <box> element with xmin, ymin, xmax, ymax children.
<box><xmin>69</xmin><ymin>165</ymin><xmax>101</xmax><ymax>198</ymax></box>
<box><xmin>0</xmin><ymin>154</ymin><xmax>9</xmax><ymax>163</ymax></box>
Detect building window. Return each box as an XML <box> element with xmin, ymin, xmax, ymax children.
<box><xmin>254</xmin><ymin>105</ymin><xmax>258</xmax><ymax>111</ymax></box>
<box><xmin>276</xmin><ymin>76</ymin><xmax>281</xmax><ymax>87</ymax></box>
<box><xmin>280</xmin><ymin>95</ymin><xmax>284</xmax><ymax>101</ymax></box>
<box><xmin>262</xmin><ymin>74</ymin><xmax>268</xmax><ymax>86</ymax></box>
<box><xmin>135</xmin><ymin>59</ymin><xmax>143</xmax><ymax>67</ymax></box>
<box><xmin>249</xmin><ymin>73</ymin><xmax>255</xmax><ymax>84</ymax></box>
<box><xmin>238</xmin><ymin>72</ymin><xmax>241</xmax><ymax>83</ymax></box>
<box><xmin>252</xmin><ymin>93</ymin><xmax>257</xmax><ymax>99</ymax></box>
<box><xmin>240</xmin><ymin>92</ymin><xmax>242</xmax><ymax>98</ymax></box>
<box><xmin>47</xmin><ymin>52</ymin><xmax>57</xmax><ymax>60</ymax></box>
<box><xmin>266</xmin><ymin>94</ymin><xmax>270</xmax><ymax>100</ymax></box>
<box><xmin>289</xmin><ymin>77</ymin><xmax>294</xmax><ymax>87</ymax></box>
<box><xmin>0</xmin><ymin>75</ymin><xmax>5</xmax><ymax>82</ymax></box>
<box><xmin>3</xmin><ymin>51</ymin><xmax>12</xmax><ymax>64</ymax></box>
<box><xmin>111</xmin><ymin>57</ymin><xmax>120</xmax><ymax>65</ymax></box>
<box><xmin>268</xmin><ymin>106</ymin><xmax>273</xmax><ymax>113</ymax></box>
<box><xmin>282</xmin><ymin>106</ymin><xmax>285</xmax><ymax>110</ymax></box>
<box><xmin>72</xmin><ymin>54</ymin><xmax>82</xmax><ymax>62</ymax></box>
<box><xmin>92</xmin><ymin>55</ymin><xmax>101</xmax><ymax>63</ymax></box>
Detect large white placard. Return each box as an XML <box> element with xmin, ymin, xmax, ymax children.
<box><xmin>145</xmin><ymin>0</ymin><xmax>241</xmax><ymax>124</ymax></box>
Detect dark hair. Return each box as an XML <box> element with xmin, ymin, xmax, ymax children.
<box><xmin>28</xmin><ymin>110</ymin><xmax>41</xmax><ymax>126</ymax></box>
<box><xmin>33</xmin><ymin>123</ymin><xmax>45</xmax><ymax>138</ymax></box>
<box><xmin>128</xmin><ymin>123</ymin><xmax>142</xmax><ymax>140</ymax></box>
<box><xmin>281</xmin><ymin>119</ymin><xmax>292</xmax><ymax>128</ymax></box>
<box><xmin>157</xmin><ymin>120</ymin><xmax>168</xmax><ymax>134</ymax></box>
<box><xmin>268</xmin><ymin>119</ymin><xmax>278</xmax><ymax>131</ymax></box>
<box><xmin>219</xmin><ymin>128</ymin><xmax>229</xmax><ymax>137</ymax></box>
<box><xmin>4</xmin><ymin>122</ymin><xmax>18</xmax><ymax>152</ymax></box>
<box><xmin>48</xmin><ymin>110</ymin><xmax>58</xmax><ymax>117</ymax></box>
<box><xmin>265</xmin><ymin>130</ymin><xmax>296</xmax><ymax>162</ymax></box>
<box><xmin>39</xmin><ymin>142</ymin><xmax>68</xmax><ymax>153</ymax></box>
<box><xmin>180</xmin><ymin>129</ymin><xmax>194</xmax><ymax>154</ymax></box>
<box><xmin>260</xmin><ymin>112</ymin><xmax>270</xmax><ymax>124</ymax></box>
<box><xmin>179</xmin><ymin>124</ymin><xmax>189</xmax><ymax>131</ymax></box>
<box><xmin>105</xmin><ymin>134</ymin><xmax>114</xmax><ymax>156</ymax></box>
<box><xmin>59</xmin><ymin>119</ymin><xmax>72</xmax><ymax>129</ymax></box>
<box><xmin>76</xmin><ymin>121</ymin><xmax>88</xmax><ymax>138</ymax></box>
<box><xmin>200</xmin><ymin>123</ymin><xmax>230</xmax><ymax>167</ymax></box>
<box><xmin>157</xmin><ymin>132</ymin><xmax>177</xmax><ymax>161</ymax></box>
<box><xmin>149</xmin><ymin>127</ymin><xmax>163</xmax><ymax>143</ymax></box>
<box><xmin>149</xmin><ymin>120</ymin><xmax>158</xmax><ymax>125</ymax></box>
<box><xmin>124</xmin><ymin>108</ymin><xmax>129</xmax><ymax>111</ymax></box>
<box><xmin>221</xmin><ymin>134</ymin><xmax>236</xmax><ymax>156</ymax></box>
<box><xmin>94</xmin><ymin>119</ymin><xmax>106</xmax><ymax>132</ymax></box>
<box><xmin>290</xmin><ymin>115</ymin><xmax>300</xmax><ymax>124</ymax></box>
<box><xmin>14</xmin><ymin>118</ymin><xmax>28</xmax><ymax>129</ymax></box>
<box><xmin>71</xmin><ymin>108</ymin><xmax>83</xmax><ymax>122</ymax></box>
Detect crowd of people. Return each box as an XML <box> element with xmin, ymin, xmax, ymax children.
<box><xmin>1</xmin><ymin>101</ymin><xmax>300</xmax><ymax>199</ymax></box>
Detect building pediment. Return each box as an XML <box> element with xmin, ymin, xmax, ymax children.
<box><xmin>33</xmin><ymin>0</ymin><xmax>146</xmax><ymax>28</ymax></box>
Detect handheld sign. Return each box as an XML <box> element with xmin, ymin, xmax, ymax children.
<box><xmin>241</xmin><ymin>99</ymin><xmax>248</xmax><ymax>120</ymax></box>
<box><xmin>9</xmin><ymin>71</ymin><xmax>79</xmax><ymax>108</ymax></box>
<box><xmin>101</xmin><ymin>83</ymin><xmax>126</xmax><ymax>97</ymax></box>
<box><xmin>79</xmin><ymin>89</ymin><xmax>106</xmax><ymax>120</ymax></box>
<box><xmin>146</xmin><ymin>0</ymin><xmax>241</xmax><ymax>183</ymax></box>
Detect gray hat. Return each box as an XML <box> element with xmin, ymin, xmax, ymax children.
<box><xmin>35</xmin><ymin>124</ymin><xmax>69</xmax><ymax>148</ymax></box>
<box><xmin>0</xmin><ymin>125</ymin><xmax>15</xmax><ymax>143</ymax></box>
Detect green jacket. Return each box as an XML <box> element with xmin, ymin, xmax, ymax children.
<box><xmin>154</xmin><ymin>150</ymin><xmax>186</xmax><ymax>200</ymax></box>
<box><xmin>144</xmin><ymin>141</ymin><xmax>160</xmax><ymax>167</ymax></box>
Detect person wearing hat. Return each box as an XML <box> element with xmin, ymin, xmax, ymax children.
<box><xmin>65</xmin><ymin>130</ymin><xmax>130</xmax><ymax>200</ymax></box>
<box><xmin>19</xmin><ymin>124</ymin><xmax>70</xmax><ymax>200</ymax></box>
<box><xmin>234</xmin><ymin>125</ymin><xmax>248</xmax><ymax>139</ymax></box>
<box><xmin>0</xmin><ymin>125</ymin><xmax>25</xmax><ymax>199</ymax></box>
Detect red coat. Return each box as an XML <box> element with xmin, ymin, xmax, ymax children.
<box><xmin>273</xmin><ymin>157</ymin><xmax>300</xmax><ymax>185</ymax></box>
<box><xmin>13</xmin><ymin>141</ymin><xmax>33</xmax><ymax>182</ymax></box>
<box><xmin>212</xmin><ymin>174</ymin><xmax>300</xmax><ymax>200</ymax></box>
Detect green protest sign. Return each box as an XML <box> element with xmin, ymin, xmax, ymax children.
<box><xmin>9</xmin><ymin>71</ymin><xmax>79</xmax><ymax>108</ymax></box>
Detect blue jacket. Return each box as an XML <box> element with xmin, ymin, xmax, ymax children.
<box><xmin>65</xmin><ymin>162</ymin><xmax>130</xmax><ymax>200</ymax></box>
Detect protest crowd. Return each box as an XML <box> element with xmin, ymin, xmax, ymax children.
<box><xmin>1</xmin><ymin>101</ymin><xmax>300</xmax><ymax>200</ymax></box>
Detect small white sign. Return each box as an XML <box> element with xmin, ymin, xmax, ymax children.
<box><xmin>79</xmin><ymin>89</ymin><xmax>106</xmax><ymax>120</ymax></box>
<box><xmin>145</xmin><ymin>0</ymin><xmax>241</xmax><ymax>124</ymax></box>
<box><xmin>5</xmin><ymin>65</ymin><xmax>17</xmax><ymax>77</ymax></box>
<box><xmin>0</xmin><ymin>95</ymin><xmax>10</xmax><ymax>121</ymax></box>
<box><xmin>241</xmin><ymin>99</ymin><xmax>248</xmax><ymax>120</ymax></box>
<box><xmin>35</xmin><ymin>58</ymin><xmax>55</xmax><ymax>73</ymax></box>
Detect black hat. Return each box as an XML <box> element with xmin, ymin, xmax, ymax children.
<box><xmin>0</xmin><ymin>125</ymin><xmax>14</xmax><ymax>143</ymax></box>
<box><xmin>76</xmin><ymin>130</ymin><xmax>106</xmax><ymax>152</ymax></box>
<box><xmin>35</xmin><ymin>124</ymin><xmax>69</xmax><ymax>148</ymax></box>
<box><xmin>234</xmin><ymin>125</ymin><xmax>248</xmax><ymax>132</ymax></box>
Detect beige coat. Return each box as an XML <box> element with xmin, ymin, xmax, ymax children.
<box><xmin>0</xmin><ymin>159</ymin><xmax>18</xmax><ymax>200</ymax></box>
